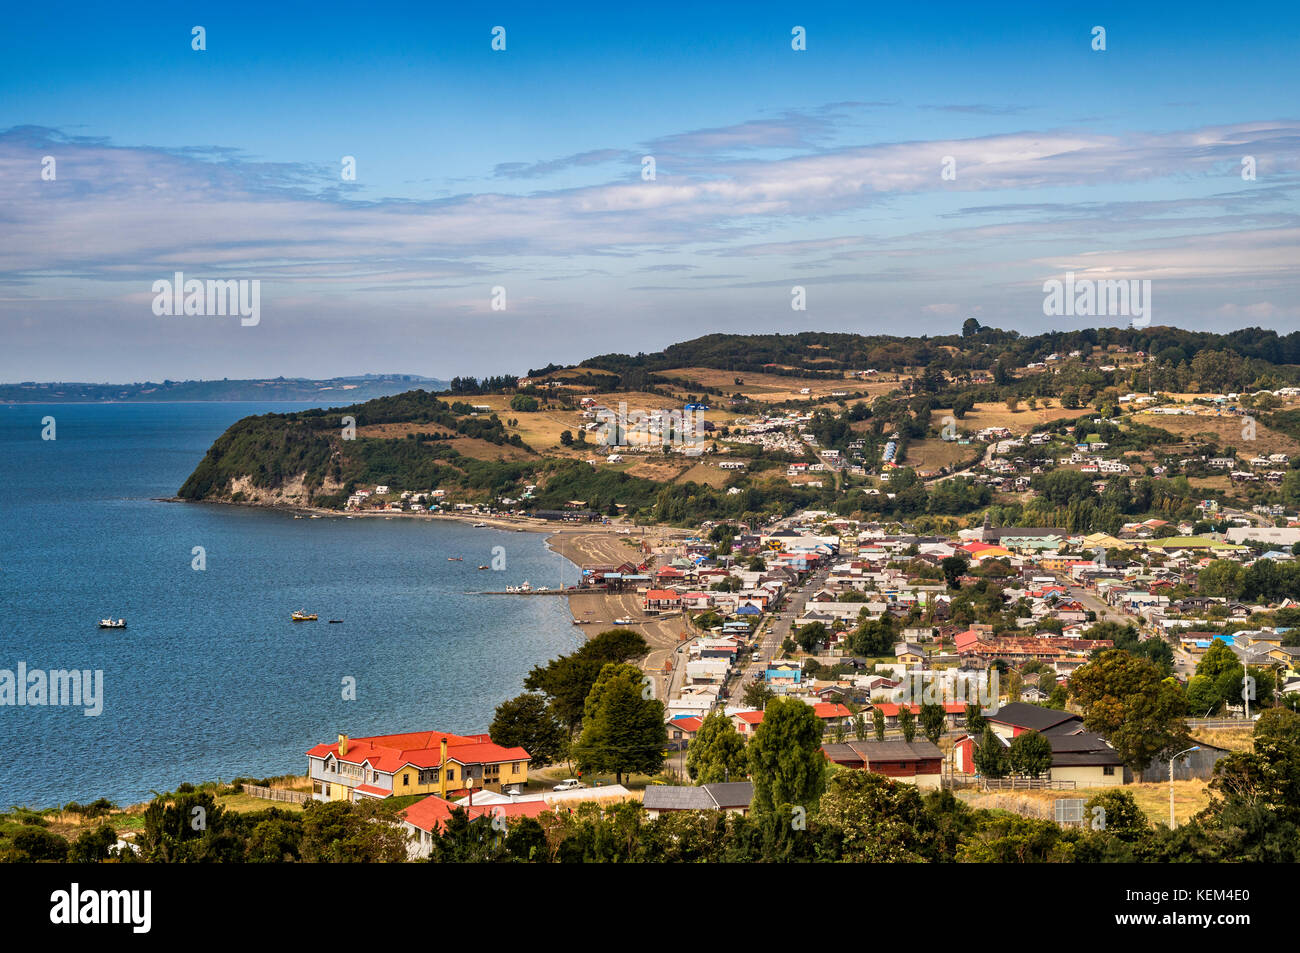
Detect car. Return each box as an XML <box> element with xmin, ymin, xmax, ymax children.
<box><xmin>553</xmin><ymin>779</ymin><xmax>586</xmax><ymax>792</ymax></box>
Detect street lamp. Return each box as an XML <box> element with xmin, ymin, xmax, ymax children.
<box><xmin>1168</xmin><ymin>746</ymin><xmax>1199</xmax><ymax>829</ymax></box>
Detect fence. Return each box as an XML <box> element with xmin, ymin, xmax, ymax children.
<box><xmin>1187</xmin><ymin>718</ymin><xmax>1253</xmax><ymax>730</ymax></box>
<box><xmin>242</xmin><ymin>783</ymin><xmax>310</xmax><ymax>804</ymax></box>
<box><xmin>979</xmin><ymin>777</ymin><xmax>1076</xmax><ymax>791</ymax></box>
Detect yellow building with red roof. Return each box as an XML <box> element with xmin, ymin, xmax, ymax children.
<box><xmin>306</xmin><ymin>730</ymin><xmax>529</xmax><ymax>803</ymax></box>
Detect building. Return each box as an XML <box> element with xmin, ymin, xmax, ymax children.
<box><xmin>952</xmin><ymin>703</ymin><xmax>1124</xmax><ymax>788</ymax></box>
<box><xmin>400</xmin><ymin>795</ymin><xmax>549</xmax><ymax>860</ymax></box>
<box><xmin>307</xmin><ymin>730</ymin><xmax>529</xmax><ymax>803</ymax></box>
<box><xmin>642</xmin><ymin>782</ymin><xmax>754</xmax><ymax>819</ymax></box>
<box><xmin>821</xmin><ymin>740</ymin><xmax>944</xmax><ymax>789</ymax></box>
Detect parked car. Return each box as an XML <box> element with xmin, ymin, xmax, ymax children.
<box><xmin>553</xmin><ymin>779</ymin><xmax>586</xmax><ymax>792</ymax></box>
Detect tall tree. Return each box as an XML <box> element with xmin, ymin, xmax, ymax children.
<box><xmin>1071</xmin><ymin>650</ymin><xmax>1190</xmax><ymax>779</ymax></box>
<box><xmin>686</xmin><ymin>710</ymin><xmax>749</xmax><ymax>784</ymax></box>
<box><xmin>524</xmin><ymin>628</ymin><xmax>649</xmax><ymax>733</ymax></box>
<box><xmin>747</xmin><ymin>697</ymin><xmax>827</xmax><ymax>813</ymax></box>
<box><xmin>873</xmin><ymin>707</ymin><xmax>886</xmax><ymax>741</ymax></box>
<box><xmin>898</xmin><ymin>705</ymin><xmax>917</xmax><ymax>742</ymax></box>
<box><xmin>919</xmin><ymin>702</ymin><xmax>947</xmax><ymax>746</ymax></box>
<box><xmin>489</xmin><ymin>693</ymin><xmax>567</xmax><ymax>767</ymax></box>
<box><xmin>742</xmin><ymin>680</ymin><xmax>775</xmax><ymax>710</ymax></box>
<box><xmin>571</xmin><ymin>662</ymin><xmax>667</xmax><ymax>784</ymax></box>
<box><xmin>974</xmin><ymin>726</ymin><xmax>1009</xmax><ymax>778</ymax></box>
<box><xmin>964</xmin><ymin>702</ymin><xmax>986</xmax><ymax>735</ymax></box>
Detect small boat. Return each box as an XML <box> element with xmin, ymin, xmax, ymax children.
<box><xmin>478</xmin><ymin>565</ymin><xmax>489</xmax><ymax>570</ymax></box>
<box><xmin>98</xmin><ymin>618</ymin><xmax>127</xmax><ymax>629</ymax></box>
<box><xmin>473</xmin><ymin>522</ymin><xmax>488</xmax><ymax>528</ymax></box>
<box><xmin>291</xmin><ymin>611</ymin><xmax>318</xmax><ymax>622</ymax></box>
<box><xmin>447</xmin><ymin>557</ymin><xmax>463</xmax><ymax>562</ymax></box>
<box><xmin>328</xmin><ymin>619</ymin><xmax>344</xmax><ymax>624</ymax></box>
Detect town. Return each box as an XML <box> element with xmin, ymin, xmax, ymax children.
<box><xmin>17</xmin><ymin>329</ymin><xmax>1300</xmax><ymax>865</ymax></box>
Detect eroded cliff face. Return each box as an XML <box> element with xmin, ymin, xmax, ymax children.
<box><xmin>223</xmin><ymin>472</ymin><xmax>345</xmax><ymax>506</ymax></box>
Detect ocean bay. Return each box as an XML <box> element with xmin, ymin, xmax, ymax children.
<box><xmin>0</xmin><ymin>402</ymin><xmax>581</xmax><ymax>807</ymax></box>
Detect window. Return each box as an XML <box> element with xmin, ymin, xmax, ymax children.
<box><xmin>403</xmin><ymin>773</ymin><xmax>410</xmax><ymax>787</ymax></box>
<box><xmin>1103</xmin><ymin>765</ymin><xmax>1115</xmax><ymax>776</ymax></box>
<box><xmin>512</xmin><ymin>762</ymin><xmax>521</xmax><ymax>775</ymax></box>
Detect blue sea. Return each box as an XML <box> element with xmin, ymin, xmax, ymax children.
<box><xmin>0</xmin><ymin>402</ymin><xmax>583</xmax><ymax>808</ymax></box>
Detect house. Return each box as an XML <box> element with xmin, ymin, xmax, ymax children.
<box><xmin>731</xmin><ymin>710</ymin><xmax>765</xmax><ymax>737</ymax></box>
<box><xmin>666</xmin><ymin>716</ymin><xmax>703</xmax><ymax>743</ymax></box>
<box><xmin>307</xmin><ymin>730</ymin><xmax>530</xmax><ymax>803</ymax></box>
<box><xmin>642</xmin><ymin>781</ymin><xmax>754</xmax><ymax>819</ymax></box>
<box><xmin>400</xmin><ymin>795</ymin><xmax>549</xmax><ymax>860</ymax></box>
<box><xmin>821</xmin><ymin>740</ymin><xmax>944</xmax><ymax>789</ymax></box>
<box><xmin>952</xmin><ymin>703</ymin><xmax>1124</xmax><ymax>787</ymax></box>
<box><xmin>643</xmin><ymin>589</ymin><xmax>683</xmax><ymax>612</ymax></box>
<box><xmin>811</xmin><ymin>702</ymin><xmax>853</xmax><ymax>731</ymax></box>
<box><xmin>894</xmin><ymin>641</ymin><xmax>927</xmax><ymax>666</ymax></box>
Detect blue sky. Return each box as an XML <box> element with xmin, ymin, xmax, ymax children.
<box><xmin>2</xmin><ymin>1</ymin><xmax>1298</xmax><ymax>380</ymax></box>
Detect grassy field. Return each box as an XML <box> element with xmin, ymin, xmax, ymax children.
<box><xmin>662</xmin><ymin>366</ymin><xmax>906</xmax><ymax>404</ymax></box>
<box><xmin>960</xmin><ymin>401</ymin><xmax>1081</xmax><ymax>431</ymax></box>
<box><xmin>902</xmin><ymin>437</ymin><xmax>977</xmax><ymax>472</ymax></box>
<box><xmin>1191</xmin><ymin>726</ymin><xmax>1255</xmax><ymax>752</ymax></box>
<box><xmin>1132</xmin><ymin>411</ymin><xmax>1300</xmax><ymax>456</ymax></box>
<box><xmin>960</xmin><ymin>779</ymin><xmax>1212</xmax><ymax>828</ymax></box>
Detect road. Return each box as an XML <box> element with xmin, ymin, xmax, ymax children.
<box><xmin>723</xmin><ymin>564</ymin><xmax>832</xmax><ymax>703</ymax></box>
<box><xmin>1065</xmin><ymin>584</ymin><xmax>1131</xmax><ymax>626</ymax></box>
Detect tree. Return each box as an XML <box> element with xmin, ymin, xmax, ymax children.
<box><xmin>559</xmin><ymin>430</ymin><xmax>574</xmax><ymax>446</ymax></box>
<box><xmin>974</xmin><ymin>726</ymin><xmax>1009</xmax><ymax>778</ymax></box>
<box><xmin>898</xmin><ymin>705</ymin><xmax>917</xmax><ymax>742</ymax></box>
<box><xmin>817</xmin><ymin>770</ymin><xmax>939</xmax><ymax>861</ymax></box>
<box><xmin>1084</xmin><ymin>790</ymin><xmax>1150</xmax><ymax>842</ymax></box>
<box><xmin>1071</xmin><ymin>650</ymin><xmax>1190</xmax><ymax>778</ymax></box>
<box><xmin>300</xmin><ymin>799</ymin><xmax>409</xmax><ymax>863</ymax></box>
<box><xmin>747</xmin><ymin>697</ymin><xmax>826</xmax><ymax>813</ymax></box>
<box><xmin>794</xmin><ymin>621</ymin><xmax>827</xmax><ymax>653</ymax></box>
<box><xmin>742</xmin><ymin>680</ymin><xmax>775</xmax><ymax>710</ymax></box>
<box><xmin>961</xmin><ymin>317</ymin><xmax>981</xmax><ymax>338</ymax></box>
<box><xmin>524</xmin><ymin>628</ymin><xmax>649</xmax><ymax>733</ymax></box>
<box><xmin>490</xmin><ymin>693</ymin><xmax>567</xmax><ymax>767</ymax></box>
<box><xmin>244</xmin><ymin>812</ymin><xmax>304</xmax><ymax>863</ymax></box>
<box><xmin>1008</xmin><ymin>729</ymin><xmax>1053</xmax><ymax>778</ymax></box>
<box><xmin>1005</xmin><ymin>669</ymin><xmax>1023</xmax><ymax>703</ymax></box>
<box><xmin>686</xmin><ymin>710</ymin><xmax>749</xmax><ymax>784</ymax></box>
<box><xmin>572</xmin><ymin>662</ymin><xmax>667</xmax><ymax>784</ymax></box>
<box><xmin>853</xmin><ymin>713</ymin><xmax>869</xmax><ymax>741</ymax></box>
<box><xmin>941</xmin><ymin>553</ymin><xmax>969</xmax><ymax>590</ymax></box>
<box><xmin>68</xmin><ymin>823</ymin><xmax>119</xmax><ymax>863</ymax></box>
<box><xmin>964</xmin><ymin>702</ymin><xmax>986</xmax><ymax>735</ymax></box>
<box><xmin>919</xmin><ymin>702</ymin><xmax>947</xmax><ymax>745</ymax></box>
<box><xmin>873</xmin><ymin>707</ymin><xmax>886</xmax><ymax>741</ymax></box>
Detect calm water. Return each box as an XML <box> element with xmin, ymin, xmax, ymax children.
<box><xmin>0</xmin><ymin>402</ymin><xmax>582</xmax><ymax>807</ymax></box>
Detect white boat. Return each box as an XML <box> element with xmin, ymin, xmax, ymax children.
<box><xmin>473</xmin><ymin>522</ymin><xmax>488</xmax><ymax>528</ymax></box>
<box><xmin>505</xmin><ymin>580</ymin><xmax>533</xmax><ymax>593</ymax></box>
<box><xmin>98</xmin><ymin>618</ymin><xmax>127</xmax><ymax>629</ymax></box>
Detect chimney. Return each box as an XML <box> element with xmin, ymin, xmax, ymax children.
<box><xmin>338</xmin><ymin>733</ymin><xmax>349</xmax><ymax>757</ymax></box>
